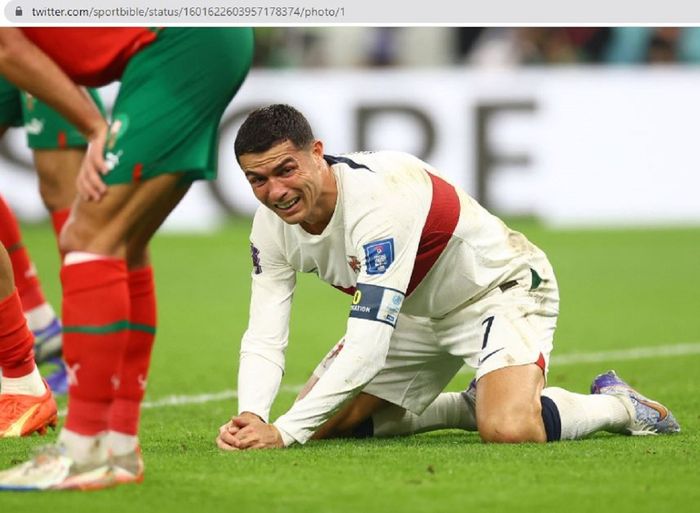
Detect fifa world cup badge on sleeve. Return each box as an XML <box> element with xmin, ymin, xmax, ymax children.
<box><xmin>363</xmin><ymin>238</ymin><xmax>394</xmax><ymax>275</ymax></box>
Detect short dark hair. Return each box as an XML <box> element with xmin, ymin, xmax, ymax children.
<box><xmin>234</xmin><ymin>104</ymin><xmax>315</xmax><ymax>161</ymax></box>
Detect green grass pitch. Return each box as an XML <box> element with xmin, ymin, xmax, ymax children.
<box><xmin>2</xmin><ymin>218</ymin><xmax>699</xmax><ymax>513</ymax></box>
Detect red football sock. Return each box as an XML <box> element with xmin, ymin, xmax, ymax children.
<box><xmin>0</xmin><ymin>196</ymin><xmax>45</xmax><ymax>311</ymax></box>
<box><xmin>0</xmin><ymin>290</ymin><xmax>36</xmax><ymax>378</ymax></box>
<box><xmin>62</xmin><ymin>258</ymin><xmax>129</xmax><ymax>436</ymax></box>
<box><xmin>50</xmin><ymin>208</ymin><xmax>70</xmax><ymax>238</ymax></box>
<box><xmin>109</xmin><ymin>266</ymin><xmax>157</xmax><ymax>436</ymax></box>
<box><xmin>50</xmin><ymin>208</ymin><xmax>71</xmax><ymax>260</ymax></box>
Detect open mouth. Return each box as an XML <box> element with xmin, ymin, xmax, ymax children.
<box><xmin>275</xmin><ymin>197</ymin><xmax>300</xmax><ymax>211</ymax></box>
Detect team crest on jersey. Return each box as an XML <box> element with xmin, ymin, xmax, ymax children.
<box><xmin>23</xmin><ymin>93</ymin><xmax>36</xmax><ymax>112</ymax></box>
<box><xmin>106</xmin><ymin>114</ymin><xmax>129</xmax><ymax>150</ymax></box>
<box><xmin>363</xmin><ymin>238</ymin><xmax>394</xmax><ymax>275</ymax></box>
<box><xmin>250</xmin><ymin>243</ymin><xmax>262</xmax><ymax>275</ymax></box>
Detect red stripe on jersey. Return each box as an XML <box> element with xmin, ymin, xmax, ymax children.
<box><xmin>406</xmin><ymin>172</ymin><xmax>460</xmax><ymax>296</ymax></box>
<box><xmin>21</xmin><ymin>28</ymin><xmax>157</xmax><ymax>87</ymax></box>
<box><xmin>333</xmin><ymin>285</ymin><xmax>356</xmax><ymax>296</ymax></box>
<box><xmin>57</xmin><ymin>131</ymin><xmax>67</xmax><ymax>149</ymax></box>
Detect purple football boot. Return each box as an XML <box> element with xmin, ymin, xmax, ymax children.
<box><xmin>591</xmin><ymin>370</ymin><xmax>680</xmax><ymax>435</ymax></box>
<box><xmin>32</xmin><ymin>318</ymin><xmax>68</xmax><ymax>395</ymax></box>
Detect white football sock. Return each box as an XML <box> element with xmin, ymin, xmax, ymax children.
<box><xmin>24</xmin><ymin>302</ymin><xmax>57</xmax><ymax>333</ymax></box>
<box><xmin>0</xmin><ymin>366</ymin><xmax>46</xmax><ymax>396</ymax></box>
<box><xmin>541</xmin><ymin>387</ymin><xmax>630</xmax><ymax>439</ymax></box>
<box><xmin>372</xmin><ymin>392</ymin><xmax>477</xmax><ymax>437</ymax></box>
<box><xmin>58</xmin><ymin>429</ymin><xmax>109</xmax><ymax>465</ymax></box>
<box><xmin>106</xmin><ymin>431</ymin><xmax>140</xmax><ymax>457</ymax></box>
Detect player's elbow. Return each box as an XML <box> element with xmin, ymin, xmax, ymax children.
<box><xmin>0</xmin><ymin>29</ymin><xmax>30</xmax><ymax>67</ymax></box>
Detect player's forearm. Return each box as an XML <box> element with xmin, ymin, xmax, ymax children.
<box><xmin>237</xmin><ymin>352</ymin><xmax>284</xmax><ymax>422</ymax></box>
<box><xmin>273</xmin><ymin>320</ymin><xmax>393</xmax><ymax>445</ymax></box>
<box><xmin>0</xmin><ymin>28</ymin><xmax>105</xmax><ymax>140</ymax></box>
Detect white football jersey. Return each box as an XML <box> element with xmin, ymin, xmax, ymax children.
<box><xmin>237</xmin><ymin>151</ymin><xmax>550</xmax><ymax>444</ymax></box>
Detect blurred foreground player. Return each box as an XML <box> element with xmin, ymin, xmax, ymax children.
<box><xmin>0</xmin><ymin>242</ymin><xmax>58</xmax><ymax>438</ymax></box>
<box><xmin>0</xmin><ymin>77</ymin><xmax>104</xmax><ymax>393</ymax></box>
<box><xmin>0</xmin><ymin>27</ymin><xmax>253</xmax><ymax>490</ymax></box>
<box><xmin>217</xmin><ymin>104</ymin><xmax>680</xmax><ymax>451</ymax></box>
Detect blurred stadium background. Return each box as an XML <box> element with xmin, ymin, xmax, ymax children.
<box><xmin>3</xmin><ymin>27</ymin><xmax>700</xmax><ymax>229</ymax></box>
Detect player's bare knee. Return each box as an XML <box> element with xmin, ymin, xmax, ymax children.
<box><xmin>59</xmin><ymin>217</ymin><xmax>99</xmax><ymax>255</ymax></box>
<box><xmin>477</xmin><ymin>406</ymin><xmax>545</xmax><ymax>443</ymax></box>
<box><xmin>58</xmin><ymin>220</ymin><xmax>82</xmax><ymax>255</ymax></box>
<box><xmin>37</xmin><ymin>177</ymin><xmax>72</xmax><ymax>212</ymax></box>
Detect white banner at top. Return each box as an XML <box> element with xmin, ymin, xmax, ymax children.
<box><xmin>2</xmin><ymin>67</ymin><xmax>700</xmax><ymax>230</ymax></box>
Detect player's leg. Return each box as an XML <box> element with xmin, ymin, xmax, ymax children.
<box><xmin>107</xmin><ymin>183</ymin><xmax>189</xmax><ymax>484</ymax></box>
<box><xmin>100</xmin><ymin>27</ymin><xmax>251</xmax><ymax>479</ymax></box>
<box><xmin>475</xmin><ymin>363</ymin><xmax>548</xmax><ymax>442</ymax></box>
<box><xmin>0</xmin><ymin>194</ymin><xmax>61</xmax><ymax>364</ymax></box>
<box><xmin>470</xmin><ymin>271</ymin><xmax>677</xmax><ymax>443</ymax></box>
<box><xmin>473</xmin><ymin>355</ymin><xmax>676</xmax><ymax>442</ymax></box>
<box><xmin>306</xmin><ymin>316</ymin><xmax>477</xmax><ymax>440</ymax></box>
<box><xmin>27</xmin><ymin>148</ymin><xmax>81</xmax><ymax>394</ymax></box>
<box><xmin>13</xmin><ymin>88</ymin><xmax>105</xmax><ymax>392</ymax></box>
<box><xmin>0</xmin><ymin>242</ymin><xmax>57</xmax><ymax>438</ymax></box>
<box><xmin>0</xmin><ymin>180</ymin><xmax>178</xmax><ymax>489</ymax></box>
<box><xmin>470</xmin><ymin>273</ymin><xmax>580</xmax><ymax>443</ymax></box>
<box><xmin>0</xmin><ymin>100</ymin><xmax>60</xmax><ymax>350</ymax></box>
<box><xmin>32</xmin><ymin>148</ymin><xmax>82</xmax><ymax>234</ymax></box>
<box><xmin>23</xmin><ymin>87</ymin><xmax>105</xmax><ymax>241</ymax></box>
<box><xmin>0</xmin><ymin>27</ymin><xmax>253</xmax><ymax>491</ymax></box>
<box><xmin>311</xmin><ymin>387</ymin><xmax>476</xmax><ymax>440</ymax></box>
<box><xmin>4</xmin><ymin>175</ymin><xmax>186</xmax><ymax>491</ymax></box>
<box><xmin>95</xmin><ymin>27</ymin><xmax>252</xmax><ymax>480</ymax></box>
<box><xmin>58</xmin><ymin>176</ymin><xmax>185</xmax><ymax>418</ymax></box>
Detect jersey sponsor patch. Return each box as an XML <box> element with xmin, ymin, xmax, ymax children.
<box><xmin>349</xmin><ymin>283</ymin><xmax>404</xmax><ymax>327</ymax></box>
<box><xmin>363</xmin><ymin>238</ymin><xmax>394</xmax><ymax>275</ymax></box>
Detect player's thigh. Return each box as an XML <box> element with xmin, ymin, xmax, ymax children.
<box><xmin>61</xmin><ymin>173</ymin><xmax>187</xmax><ymax>257</ymax></box>
<box><xmin>307</xmin><ymin>315</ymin><xmax>462</xmax><ymax>420</ymax></box>
<box><xmin>470</xmin><ymin>286</ymin><xmax>556</xmax><ymax>441</ymax></box>
<box><xmin>456</xmin><ymin>274</ymin><xmax>560</xmax><ymax>383</ymax></box>
<box><xmin>125</xmin><ymin>180</ymin><xmax>191</xmax><ymax>269</ymax></box>
<box><xmin>104</xmin><ymin>28</ymin><xmax>253</xmax><ymax>186</ymax></box>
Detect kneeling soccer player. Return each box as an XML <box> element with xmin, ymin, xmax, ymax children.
<box><xmin>216</xmin><ymin>104</ymin><xmax>680</xmax><ymax>451</ymax></box>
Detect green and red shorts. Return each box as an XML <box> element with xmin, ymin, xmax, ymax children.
<box><xmin>103</xmin><ymin>27</ymin><xmax>254</xmax><ymax>185</ymax></box>
<box><xmin>0</xmin><ymin>75</ymin><xmax>104</xmax><ymax>149</ymax></box>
